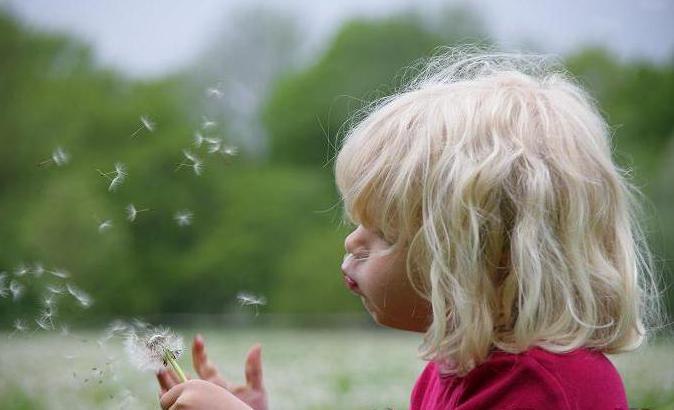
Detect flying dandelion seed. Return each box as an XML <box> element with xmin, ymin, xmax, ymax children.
<box><xmin>176</xmin><ymin>150</ymin><xmax>203</xmax><ymax>176</ymax></box>
<box><xmin>205</xmin><ymin>85</ymin><xmax>224</xmax><ymax>99</ymax></box>
<box><xmin>67</xmin><ymin>283</ymin><xmax>93</xmax><ymax>308</ymax></box>
<box><xmin>11</xmin><ymin>319</ymin><xmax>29</xmax><ymax>336</ymax></box>
<box><xmin>125</xmin><ymin>326</ymin><xmax>187</xmax><ymax>381</ymax></box>
<box><xmin>32</xmin><ymin>262</ymin><xmax>45</xmax><ymax>277</ymax></box>
<box><xmin>126</xmin><ymin>203</ymin><xmax>149</xmax><ymax>222</ymax></box>
<box><xmin>43</xmin><ymin>292</ymin><xmax>58</xmax><ymax>308</ymax></box>
<box><xmin>48</xmin><ymin>268</ymin><xmax>70</xmax><ymax>279</ymax></box>
<box><xmin>47</xmin><ymin>284</ymin><xmax>65</xmax><ymax>294</ymax></box>
<box><xmin>193</xmin><ymin>131</ymin><xmax>205</xmax><ymax>147</ymax></box>
<box><xmin>98</xmin><ymin>220</ymin><xmax>113</xmax><ymax>233</ymax></box>
<box><xmin>38</xmin><ymin>146</ymin><xmax>70</xmax><ymax>167</ymax></box>
<box><xmin>35</xmin><ymin>307</ymin><xmax>56</xmax><ymax>331</ymax></box>
<box><xmin>236</xmin><ymin>292</ymin><xmax>267</xmax><ymax>316</ymax></box>
<box><xmin>14</xmin><ymin>263</ymin><xmax>28</xmax><ymax>276</ymax></box>
<box><xmin>130</xmin><ymin>115</ymin><xmax>156</xmax><ymax>138</ymax></box>
<box><xmin>9</xmin><ymin>279</ymin><xmax>24</xmax><ymax>301</ymax></box>
<box><xmin>174</xmin><ymin>210</ymin><xmax>193</xmax><ymax>227</ymax></box>
<box><xmin>205</xmin><ymin>137</ymin><xmax>222</xmax><ymax>154</ymax></box>
<box><xmin>0</xmin><ymin>272</ymin><xmax>8</xmax><ymax>298</ymax></box>
<box><xmin>109</xmin><ymin>162</ymin><xmax>127</xmax><ymax>191</ymax></box>
<box><xmin>201</xmin><ymin>116</ymin><xmax>217</xmax><ymax>130</ymax></box>
<box><xmin>220</xmin><ymin>145</ymin><xmax>238</xmax><ymax>158</ymax></box>
<box><xmin>97</xmin><ymin>162</ymin><xmax>127</xmax><ymax>191</ymax></box>
<box><xmin>237</xmin><ymin>292</ymin><xmax>267</xmax><ymax>306</ymax></box>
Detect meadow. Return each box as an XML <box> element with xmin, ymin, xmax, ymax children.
<box><xmin>1</xmin><ymin>327</ymin><xmax>673</xmax><ymax>410</ymax></box>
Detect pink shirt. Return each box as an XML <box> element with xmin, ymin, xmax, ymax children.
<box><xmin>410</xmin><ymin>346</ymin><xmax>629</xmax><ymax>409</ymax></box>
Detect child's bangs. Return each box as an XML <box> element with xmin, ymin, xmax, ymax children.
<box><xmin>335</xmin><ymin>101</ymin><xmax>414</xmax><ymax>244</ymax></box>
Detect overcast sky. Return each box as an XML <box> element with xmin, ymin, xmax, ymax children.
<box><xmin>3</xmin><ymin>0</ymin><xmax>673</xmax><ymax>79</ymax></box>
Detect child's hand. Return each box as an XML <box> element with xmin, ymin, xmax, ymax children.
<box><xmin>159</xmin><ymin>379</ymin><xmax>252</xmax><ymax>410</ymax></box>
<box><xmin>156</xmin><ymin>334</ymin><xmax>268</xmax><ymax>410</ymax></box>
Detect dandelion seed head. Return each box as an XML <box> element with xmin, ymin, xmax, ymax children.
<box><xmin>174</xmin><ymin>210</ymin><xmax>193</xmax><ymax>227</ymax></box>
<box><xmin>9</xmin><ymin>279</ymin><xmax>24</xmax><ymax>301</ymax></box>
<box><xmin>140</xmin><ymin>115</ymin><xmax>156</xmax><ymax>132</ymax></box>
<box><xmin>67</xmin><ymin>283</ymin><xmax>93</xmax><ymax>308</ymax></box>
<box><xmin>125</xmin><ymin>326</ymin><xmax>184</xmax><ymax>372</ymax></box>
<box><xmin>98</xmin><ymin>220</ymin><xmax>113</xmax><ymax>233</ymax></box>
<box><xmin>52</xmin><ymin>146</ymin><xmax>70</xmax><ymax>166</ymax></box>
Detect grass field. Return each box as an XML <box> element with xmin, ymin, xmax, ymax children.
<box><xmin>1</xmin><ymin>327</ymin><xmax>673</xmax><ymax>409</ymax></box>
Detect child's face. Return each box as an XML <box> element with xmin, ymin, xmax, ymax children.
<box><xmin>341</xmin><ymin>225</ymin><xmax>432</xmax><ymax>332</ymax></box>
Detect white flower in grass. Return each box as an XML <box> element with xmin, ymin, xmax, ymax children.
<box><xmin>130</xmin><ymin>114</ymin><xmax>156</xmax><ymax>138</ymax></box>
<box><xmin>125</xmin><ymin>326</ymin><xmax>185</xmax><ymax>374</ymax></box>
<box><xmin>67</xmin><ymin>283</ymin><xmax>92</xmax><ymax>308</ymax></box>
<box><xmin>9</xmin><ymin>279</ymin><xmax>24</xmax><ymax>301</ymax></box>
<box><xmin>174</xmin><ymin>210</ymin><xmax>193</xmax><ymax>227</ymax></box>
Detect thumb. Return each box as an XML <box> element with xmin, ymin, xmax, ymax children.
<box><xmin>244</xmin><ymin>343</ymin><xmax>264</xmax><ymax>391</ymax></box>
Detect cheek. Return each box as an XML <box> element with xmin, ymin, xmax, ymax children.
<box><xmin>358</xmin><ymin>257</ymin><xmax>432</xmax><ymax>332</ymax></box>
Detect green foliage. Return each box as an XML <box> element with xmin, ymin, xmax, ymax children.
<box><xmin>262</xmin><ymin>15</ymin><xmax>476</xmax><ymax>166</ymax></box>
<box><xmin>0</xmin><ymin>8</ymin><xmax>672</xmax><ymax>323</ymax></box>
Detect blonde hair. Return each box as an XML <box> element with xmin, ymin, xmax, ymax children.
<box><xmin>335</xmin><ymin>47</ymin><xmax>666</xmax><ymax>376</ymax></box>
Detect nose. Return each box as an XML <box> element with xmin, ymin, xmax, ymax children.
<box><xmin>344</xmin><ymin>226</ymin><xmax>361</xmax><ymax>253</ymax></box>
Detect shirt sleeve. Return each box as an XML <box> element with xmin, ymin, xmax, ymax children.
<box><xmin>455</xmin><ymin>355</ymin><xmax>571</xmax><ymax>410</ymax></box>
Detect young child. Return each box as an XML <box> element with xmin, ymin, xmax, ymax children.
<box><xmin>156</xmin><ymin>49</ymin><xmax>664</xmax><ymax>409</ymax></box>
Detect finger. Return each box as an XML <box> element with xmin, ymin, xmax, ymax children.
<box><xmin>192</xmin><ymin>334</ymin><xmax>221</xmax><ymax>380</ymax></box>
<box><xmin>159</xmin><ymin>383</ymin><xmax>185</xmax><ymax>410</ymax></box>
<box><xmin>244</xmin><ymin>343</ymin><xmax>264</xmax><ymax>390</ymax></box>
<box><xmin>156</xmin><ymin>370</ymin><xmax>177</xmax><ymax>394</ymax></box>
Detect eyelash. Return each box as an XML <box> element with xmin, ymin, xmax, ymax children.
<box><xmin>353</xmin><ymin>251</ymin><xmax>370</xmax><ymax>260</ymax></box>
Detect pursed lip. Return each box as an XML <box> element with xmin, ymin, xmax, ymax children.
<box><xmin>341</xmin><ymin>255</ymin><xmax>362</xmax><ymax>295</ymax></box>
<box><xmin>342</xmin><ymin>273</ymin><xmax>362</xmax><ymax>295</ymax></box>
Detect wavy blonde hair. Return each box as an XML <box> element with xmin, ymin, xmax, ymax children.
<box><xmin>334</xmin><ymin>48</ymin><xmax>666</xmax><ymax>376</ymax></box>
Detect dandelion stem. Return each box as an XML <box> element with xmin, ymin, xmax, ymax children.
<box><xmin>163</xmin><ymin>349</ymin><xmax>187</xmax><ymax>382</ymax></box>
